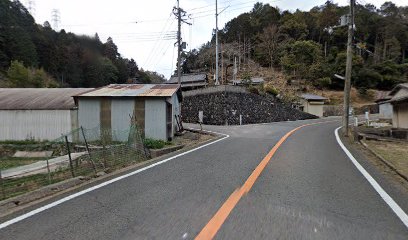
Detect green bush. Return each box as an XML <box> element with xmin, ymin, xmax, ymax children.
<box><xmin>143</xmin><ymin>138</ymin><xmax>171</xmax><ymax>149</ymax></box>
<box><xmin>315</xmin><ymin>77</ymin><xmax>332</xmax><ymax>89</ymax></box>
<box><xmin>264</xmin><ymin>85</ymin><xmax>279</xmax><ymax>96</ymax></box>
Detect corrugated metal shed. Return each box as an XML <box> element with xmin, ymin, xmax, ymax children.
<box><xmin>300</xmin><ymin>94</ymin><xmax>327</xmax><ymax>101</ymax></box>
<box><xmin>0</xmin><ymin>88</ymin><xmax>93</xmax><ymax>110</ymax></box>
<box><xmin>167</xmin><ymin>73</ymin><xmax>207</xmax><ymax>84</ymax></box>
<box><xmin>75</xmin><ymin>84</ymin><xmax>180</xmax><ymax>97</ymax></box>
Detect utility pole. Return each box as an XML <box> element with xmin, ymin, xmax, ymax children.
<box><xmin>173</xmin><ymin>1</ymin><xmax>191</xmax><ymax>86</ymax></box>
<box><xmin>177</xmin><ymin>0</ymin><xmax>181</xmax><ymax>85</ymax></box>
<box><xmin>342</xmin><ymin>0</ymin><xmax>355</xmax><ymax>136</ymax></box>
<box><xmin>215</xmin><ymin>0</ymin><xmax>219</xmax><ymax>85</ymax></box>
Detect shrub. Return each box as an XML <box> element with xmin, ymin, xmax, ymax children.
<box><xmin>315</xmin><ymin>77</ymin><xmax>332</xmax><ymax>89</ymax></box>
<box><xmin>143</xmin><ymin>138</ymin><xmax>171</xmax><ymax>149</ymax></box>
<box><xmin>264</xmin><ymin>85</ymin><xmax>279</xmax><ymax>96</ymax></box>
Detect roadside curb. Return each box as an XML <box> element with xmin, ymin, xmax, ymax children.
<box><xmin>0</xmin><ymin>131</ymin><xmax>225</xmax><ymax>221</ymax></box>
<box><xmin>359</xmin><ymin>140</ymin><xmax>408</xmax><ymax>182</ymax></box>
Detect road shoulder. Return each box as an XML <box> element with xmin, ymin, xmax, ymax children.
<box><xmin>338</xmin><ymin>131</ymin><xmax>408</xmax><ymax>218</ymax></box>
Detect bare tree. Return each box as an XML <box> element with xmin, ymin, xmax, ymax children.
<box><xmin>257</xmin><ymin>25</ymin><xmax>285</xmax><ymax>70</ymax></box>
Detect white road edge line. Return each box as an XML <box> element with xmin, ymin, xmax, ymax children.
<box><xmin>0</xmin><ymin>130</ymin><xmax>230</xmax><ymax>230</ymax></box>
<box><xmin>335</xmin><ymin>127</ymin><xmax>408</xmax><ymax>228</ymax></box>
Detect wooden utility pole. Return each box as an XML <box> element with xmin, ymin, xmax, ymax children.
<box><xmin>215</xmin><ymin>0</ymin><xmax>219</xmax><ymax>85</ymax></box>
<box><xmin>177</xmin><ymin>0</ymin><xmax>181</xmax><ymax>85</ymax></box>
<box><xmin>173</xmin><ymin>1</ymin><xmax>190</xmax><ymax>85</ymax></box>
<box><xmin>342</xmin><ymin>0</ymin><xmax>355</xmax><ymax>136</ymax></box>
<box><xmin>221</xmin><ymin>42</ymin><xmax>224</xmax><ymax>84</ymax></box>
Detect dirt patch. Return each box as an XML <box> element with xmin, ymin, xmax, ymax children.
<box><xmin>173</xmin><ymin>131</ymin><xmax>213</xmax><ymax>146</ymax></box>
<box><xmin>364</xmin><ymin>140</ymin><xmax>408</xmax><ymax>178</ymax></box>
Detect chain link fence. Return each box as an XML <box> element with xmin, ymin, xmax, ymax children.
<box><xmin>0</xmin><ymin>122</ymin><xmax>147</xmax><ymax>200</ymax></box>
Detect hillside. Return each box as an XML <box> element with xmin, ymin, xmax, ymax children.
<box><xmin>181</xmin><ymin>1</ymin><xmax>408</xmax><ymax>97</ymax></box>
<box><xmin>0</xmin><ymin>0</ymin><xmax>165</xmax><ymax>88</ymax></box>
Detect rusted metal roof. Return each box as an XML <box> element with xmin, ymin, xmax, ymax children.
<box><xmin>75</xmin><ymin>84</ymin><xmax>180</xmax><ymax>97</ymax></box>
<box><xmin>0</xmin><ymin>88</ymin><xmax>93</xmax><ymax>110</ymax></box>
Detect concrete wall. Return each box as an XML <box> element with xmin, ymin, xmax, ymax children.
<box><xmin>0</xmin><ymin>110</ymin><xmax>74</xmax><ymax>141</ymax></box>
<box><xmin>183</xmin><ymin>85</ymin><xmax>247</xmax><ymax>97</ymax></box>
<box><xmin>111</xmin><ymin>99</ymin><xmax>134</xmax><ymax>141</ymax></box>
<box><xmin>145</xmin><ymin>99</ymin><xmax>167</xmax><ymax>140</ymax></box>
<box><xmin>393</xmin><ymin>103</ymin><xmax>408</xmax><ymax>129</ymax></box>
<box><xmin>379</xmin><ymin>103</ymin><xmax>393</xmax><ymax>119</ymax></box>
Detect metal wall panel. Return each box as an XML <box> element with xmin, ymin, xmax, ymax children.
<box><xmin>145</xmin><ymin>99</ymin><xmax>167</xmax><ymax>140</ymax></box>
<box><xmin>134</xmin><ymin>99</ymin><xmax>145</xmax><ymax>138</ymax></box>
<box><xmin>379</xmin><ymin>103</ymin><xmax>393</xmax><ymax>119</ymax></box>
<box><xmin>0</xmin><ymin>110</ymin><xmax>73</xmax><ymax>141</ymax></box>
<box><xmin>111</xmin><ymin>99</ymin><xmax>135</xmax><ymax>141</ymax></box>
<box><xmin>171</xmin><ymin>94</ymin><xmax>180</xmax><ymax>138</ymax></box>
<box><xmin>78</xmin><ymin>98</ymin><xmax>101</xmax><ymax>140</ymax></box>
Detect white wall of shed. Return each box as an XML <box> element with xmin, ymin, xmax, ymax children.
<box><xmin>78</xmin><ymin>98</ymin><xmax>100</xmax><ymax>140</ymax></box>
<box><xmin>300</xmin><ymin>99</ymin><xmax>324</xmax><ymax>117</ymax></box>
<box><xmin>145</xmin><ymin>99</ymin><xmax>167</xmax><ymax>140</ymax></box>
<box><xmin>307</xmin><ymin>102</ymin><xmax>324</xmax><ymax>117</ymax></box>
<box><xmin>379</xmin><ymin>103</ymin><xmax>393</xmax><ymax>119</ymax></box>
<box><xmin>171</xmin><ymin>94</ymin><xmax>181</xmax><ymax>136</ymax></box>
<box><xmin>0</xmin><ymin>110</ymin><xmax>73</xmax><ymax>141</ymax></box>
<box><xmin>111</xmin><ymin>99</ymin><xmax>134</xmax><ymax>141</ymax></box>
<box><xmin>393</xmin><ymin>103</ymin><xmax>408</xmax><ymax>129</ymax></box>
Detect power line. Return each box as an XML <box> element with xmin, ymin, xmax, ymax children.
<box><xmin>143</xmin><ymin>8</ymin><xmax>175</xmax><ymax>69</ymax></box>
<box><xmin>144</xmin><ymin>18</ymin><xmax>176</xmax><ymax>69</ymax></box>
<box><xmin>190</xmin><ymin>0</ymin><xmax>283</xmax><ymax>20</ymax></box>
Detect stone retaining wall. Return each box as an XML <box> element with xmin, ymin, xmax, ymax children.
<box><xmin>182</xmin><ymin>90</ymin><xmax>318</xmax><ymax>125</ymax></box>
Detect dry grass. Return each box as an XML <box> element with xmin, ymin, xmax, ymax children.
<box><xmin>239</xmin><ymin>66</ymin><xmax>377</xmax><ymax>106</ymax></box>
<box><xmin>365</xmin><ymin>140</ymin><xmax>408</xmax><ymax>177</ymax></box>
<box><xmin>317</xmin><ymin>88</ymin><xmax>377</xmax><ymax>107</ymax></box>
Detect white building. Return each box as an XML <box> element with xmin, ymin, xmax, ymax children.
<box><xmin>299</xmin><ymin>94</ymin><xmax>327</xmax><ymax>117</ymax></box>
<box><xmin>74</xmin><ymin>84</ymin><xmax>182</xmax><ymax>141</ymax></box>
<box><xmin>387</xmin><ymin>83</ymin><xmax>408</xmax><ymax>129</ymax></box>
<box><xmin>0</xmin><ymin>88</ymin><xmax>92</xmax><ymax>141</ymax></box>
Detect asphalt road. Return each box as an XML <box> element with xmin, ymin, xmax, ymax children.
<box><xmin>1</xmin><ymin>118</ymin><xmax>407</xmax><ymax>239</ymax></box>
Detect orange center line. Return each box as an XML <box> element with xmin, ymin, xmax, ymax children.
<box><xmin>195</xmin><ymin>121</ymin><xmax>333</xmax><ymax>240</ymax></box>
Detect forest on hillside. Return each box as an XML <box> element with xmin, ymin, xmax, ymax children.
<box><xmin>181</xmin><ymin>1</ymin><xmax>408</xmax><ymax>92</ymax></box>
<box><xmin>0</xmin><ymin>0</ymin><xmax>165</xmax><ymax>88</ymax></box>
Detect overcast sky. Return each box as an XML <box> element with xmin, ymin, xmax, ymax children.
<box><xmin>23</xmin><ymin>0</ymin><xmax>406</xmax><ymax>79</ymax></box>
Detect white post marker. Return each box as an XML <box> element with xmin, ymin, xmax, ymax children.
<box><xmin>198</xmin><ymin>111</ymin><xmax>203</xmax><ymax>124</ymax></box>
<box><xmin>365</xmin><ymin>111</ymin><xmax>369</xmax><ymax>126</ymax></box>
<box><xmin>335</xmin><ymin>127</ymin><xmax>408</xmax><ymax>228</ymax></box>
<box><xmin>239</xmin><ymin>114</ymin><xmax>242</xmax><ymax>125</ymax></box>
